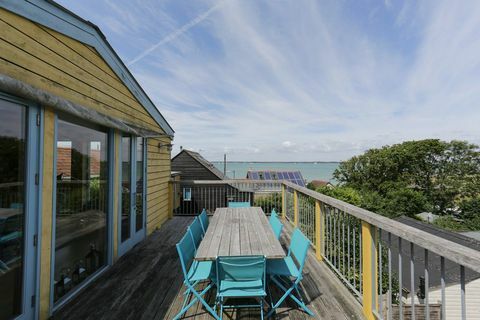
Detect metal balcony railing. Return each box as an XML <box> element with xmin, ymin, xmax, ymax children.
<box><xmin>168</xmin><ymin>179</ymin><xmax>480</xmax><ymax>320</ymax></box>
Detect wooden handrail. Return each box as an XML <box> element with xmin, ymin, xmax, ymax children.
<box><xmin>282</xmin><ymin>180</ymin><xmax>480</xmax><ymax>273</ymax></box>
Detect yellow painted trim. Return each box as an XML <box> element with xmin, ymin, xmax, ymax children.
<box><xmin>281</xmin><ymin>184</ymin><xmax>286</xmax><ymax>221</ymax></box>
<box><xmin>315</xmin><ymin>200</ymin><xmax>323</xmax><ymax>261</ymax></box>
<box><xmin>361</xmin><ymin>221</ymin><xmax>378</xmax><ymax>320</ymax></box>
<box><xmin>39</xmin><ymin>108</ymin><xmax>55</xmax><ymax>320</ymax></box>
<box><xmin>112</xmin><ymin>131</ymin><xmax>120</xmax><ymax>261</ymax></box>
<box><xmin>293</xmin><ymin>190</ymin><xmax>299</xmax><ymax>226</ymax></box>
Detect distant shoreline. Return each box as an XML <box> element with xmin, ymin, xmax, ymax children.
<box><xmin>212</xmin><ymin>161</ymin><xmax>341</xmax><ymax>164</ymax></box>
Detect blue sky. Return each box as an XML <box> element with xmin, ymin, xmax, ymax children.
<box><xmin>57</xmin><ymin>0</ymin><xmax>480</xmax><ymax>161</ymax></box>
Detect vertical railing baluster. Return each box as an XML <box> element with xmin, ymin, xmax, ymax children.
<box><xmin>359</xmin><ymin>222</ymin><xmax>363</xmax><ymax>296</ymax></box>
<box><xmin>379</xmin><ymin>229</ymin><xmax>383</xmax><ymax>319</ymax></box>
<box><xmin>399</xmin><ymin>238</ymin><xmax>403</xmax><ymax>320</ymax></box>
<box><xmin>410</xmin><ymin>242</ymin><xmax>415</xmax><ymax>320</ymax></box>
<box><xmin>333</xmin><ymin>209</ymin><xmax>337</xmax><ymax>269</ymax></box>
<box><xmin>342</xmin><ymin>211</ymin><xmax>345</xmax><ymax>274</ymax></box>
<box><xmin>440</xmin><ymin>257</ymin><xmax>445</xmax><ymax>320</ymax></box>
<box><xmin>460</xmin><ymin>265</ymin><xmax>466</xmax><ymax>320</ymax></box>
<box><xmin>386</xmin><ymin>233</ymin><xmax>391</xmax><ymax>320</ymax></box>
<box><xmin>348</xmin><ymin>215</ymin><xmax>351</xmax><ymax>284</ymax></box>
<box><xmin>425</xmin><ymin>249</ymin><xmax>429</xmax><ymax>320</ymax></box>
<box><xmin>353</xmin><ymin>223</ymin><xmax>357</xmax><ymax>290</ymax></box>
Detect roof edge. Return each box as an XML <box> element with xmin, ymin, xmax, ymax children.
<box><xmin>2</xmin><ymin>0</ymin><xmax>174</xmax><ymax>136</ymax></box>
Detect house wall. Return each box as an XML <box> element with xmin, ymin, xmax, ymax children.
<box><xmin>0</xmin><ymin>8</ymin><xmax>173</xmax><ymax>319</ymax></box>
<box><xmin>171</xmin><ymin>152</ymin><xmax>221</xmax><ymax>181</ymax></box>
<box><xmin>0</xmin><ymin>8</ymin><xmax>161</xmax><ymax>133</ymax></box>
<box><xmin>146</xmin><ymin>137</ymin><xmax>172</xmax><ymax>234</ymax></box>
<box><xmin>428</xmin><ymin>278</ymin><xmax>480</xmax><ymax>320</ymax></box>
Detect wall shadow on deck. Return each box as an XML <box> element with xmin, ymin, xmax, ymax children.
<box><xmin>53</xmin><ymin>217</ymin><xmax>193</xmax><ymax>320</ymax></box>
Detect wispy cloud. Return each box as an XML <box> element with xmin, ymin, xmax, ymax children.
<box><xmin>57</xmin><ymin>0</ymin><xmax>480</xmax><ymax>161</ymax></box>
<box><xmin>127</xmin><ymin>0</ymin><xmax>226</xmax><ymax>66</ymax></box>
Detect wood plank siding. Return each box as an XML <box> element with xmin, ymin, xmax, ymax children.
<box><xmin>0</xmin><ymin>8</ymin><xmax>161</xmax><ymax>133</ymax></box>
<box><xmin>147</xmin><ymin>137</ymin><xmax>172</xmax><ymax>234</ymax></box>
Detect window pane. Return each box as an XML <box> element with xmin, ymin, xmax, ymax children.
<box><xmin>54</xmin><ymin>119</ymin><xmax>109</xmax><ymax>302</ymax></box>
<box><xmin>121</xmin><ymin>136</ymin><xmax>131</xmax><ymax>242</ymax></box>
<box><xmin>0</xmin><ymin>100</ymin><xmax>26</xmax><ymax>320</ymax></box>
<box><xmin>135</xmin><ymin>138</ymin><xmax>144</xmax><ymax>232</ymax></box>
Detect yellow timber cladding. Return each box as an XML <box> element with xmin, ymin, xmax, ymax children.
<box><xmin>0</xmin><ymin>5</ymin><xmax>173</xmax><ymax>320</ymax></box>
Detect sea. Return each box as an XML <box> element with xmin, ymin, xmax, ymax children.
<box><xmin>212</xmin><ymin>162</ymin><xmax>339</xmax><ymax>182</ymax></box>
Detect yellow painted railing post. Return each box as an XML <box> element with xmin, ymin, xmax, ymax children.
<box><xmin>281</xmin><ymin>183</ymin><xmax>286</xmax><ymax>221</ymax></box>
<box><xmin>293</xmin><ymin>190</ymin><xmax>299</xmax><ymax>226</ymax></box>
<box><xmin>315</xmin><ymin>200</ymin><xmax>324</xmax><ymax>261</ymax></box>
<box><xmin>362</xmin><ymin>221</ymin><xmax>378</xmax><ymax>320</ymax></box>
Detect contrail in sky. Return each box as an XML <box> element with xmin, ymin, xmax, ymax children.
<box><xmin>127</xmin><ymin>1</ymin><xmax>225</xmax><ymax>66</ymax></box>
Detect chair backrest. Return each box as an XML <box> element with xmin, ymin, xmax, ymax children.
<box><xmin>228</xmin><ymin>202</ymin><xmax>251</xmax><ymax>208</ymax></box>
<box><xmin>188</xmin><ymin>217</ymin><xmax>203</xmax><ymax>250</ymax></box>
<box><xmin>216</xmin><ymin>256</ymin><xmax>266</xmax><ymax>289</ymax></box>
<box><xmin>269</xmin><ymin>209</ymin><xmax>278</xmax><ymax>224</ymax></box>
<box><xmin>176</xmin><ymin>232</ymin><xmax>196</xmax><ymax>280</ymax></box>
<box><xmin>288</xmin><ymin>228</ymin><xmax>310</xmax><ymax>273</ymax></box>
<box><xmin>199</xmin><ymin>209</ymin><xmax>209</xmax><ymax>234</ymax></box>
<box><xmin>269</xmin><ymin>215</ymin><xmax>283</xmax><ymax>240</ymax></box>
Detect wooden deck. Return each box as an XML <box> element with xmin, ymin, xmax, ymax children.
<box><xmin>54</xmin><ymin>216</ymin><xmax>364</xmax><ymax>320</ymax></box>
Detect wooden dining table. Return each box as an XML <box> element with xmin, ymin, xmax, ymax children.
<box><xmin>195</xmin><ymin>207</ymin><xmax>286</xmax><ymax>261</ymax></box>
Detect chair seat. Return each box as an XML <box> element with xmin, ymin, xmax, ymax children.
<box><xmin>267</xmin><ymin>256</ymin><xmax>300</xmax><ymax>278</ymax></box>
<box><xmin>218</xmin><ymin>279</ymin><xmax>266</xmax><ymax>297</ymax></box>
<box><xmin>187</xmin><ymin>260</ymin><xmax>214</xmax><ymax>282</ymax></box>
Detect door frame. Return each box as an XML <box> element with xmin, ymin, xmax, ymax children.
<box><xmin>118</xmin><ymin>136</ymin><xmax>147</xmax><ymax>257</ymax></box>
<box><xmin>0</xmin><ymin>92</ymin><xmax>40</xmax><ymax>320</ymax></box>
<box><xmin>49</xmin><ymin>115</ymin><xmax>114</xmax><ymax>313</ymax></box>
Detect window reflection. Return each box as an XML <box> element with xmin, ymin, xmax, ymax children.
<box><xmin>121</xmin><ymin>136</ymin><xmax>131</xmax><ymax>242</ymax></box>
<box><xmin>0</xmin><ymin>100</ymin><xmax>26</xmax><ymax>320</ymax></box>
<box><xmin>135</xmin><ymin>138</ymin><xmax>144</xmax><ymax>232</ymax></box>
<box><xmin>54</xmin><ymin>119</ymin><xmax>108</xmax><ymax>302</ymax></box>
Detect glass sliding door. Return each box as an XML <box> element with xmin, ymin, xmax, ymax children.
<box><xmin>0</xmin><ymin>96</ymin><xmax>38</xmax><ymax>320</ymax></box>
<box><xmin>120</xmin><ymin>136</ymin><xmax>131</xmax><ymax>243</ymax></box>
<box><xmin>54</xmin><ymin>119</ymin><xmax>109</xmax><ymax>303</ymax></box>
<box><xmin>118</xmin><ymin>136</ymin><xmax>145</xmax><ymax>256</ymax></box>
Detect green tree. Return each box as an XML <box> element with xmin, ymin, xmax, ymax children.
<box><xmin>333</xmin><ymin>139</ymin><xmax>480</xmax><ymax>216</ymax></box>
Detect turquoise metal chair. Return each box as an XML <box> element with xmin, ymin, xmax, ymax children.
<box><xmin>269</xmin><ymin>215</ymin><xmax>284</xmax><ymax>240</ymax></box>
<box><xmin>199</xmin><ymin>209</ymin><xmax>209</xmax><ymax>235</ymax></box>
<box><xmin>174</xmin><ymin>232</ymin><xmax>219</xmax><ymax>320</ymax></box>
<box><xmin>228</xmin><ymin>201</ymin><xmax>251</xmax><ymax>208</ymax></box>
<box><xmin>188</xmin><ymin>217</ymin><xmax>204</xmax><ymax>252</ymax></box>
<box><xmin>266</xmin><ymin>228</ymin><xmax>314</xmax><ymax>317</ymax></box>
<box><xmin>216</xmin><ymin>256</ymin><xmax>267</xmax><ymax>319</ymax></box>
<box><xmin>269</xmin><ymin>209</ymin><xmax>278</xmax><ymax>224</ymax></box>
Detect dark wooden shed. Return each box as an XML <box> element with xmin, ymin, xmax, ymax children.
<box><xmin>171</xmin><ymin>150</ymin><xmax>252</xmax><ymax>214</ymax></box>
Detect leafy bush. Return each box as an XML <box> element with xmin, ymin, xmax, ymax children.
<box><xmin>433</xmin><ymin>216</ymin><xmax>469</xmax><ymax>231</ymax></box>
<box><xmin>459</xmin><ymin>197</ymin><xmax>480</xmax><ymax>220</ymax></box>
<box><xmin>254</xmin><ymin>192</ymin><xmax>282</xmax><ymax>213</ymax></box>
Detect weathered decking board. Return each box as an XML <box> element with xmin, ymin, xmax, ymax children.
<box><xmin>54</xmin><ymin>216</ymin><xmax>364</xmax><ymax>320</ymax></box>
<box><xmin>196</xmin><ymin>207</ymin><xmax>286</xmax><ymax>261</ymax></box>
